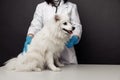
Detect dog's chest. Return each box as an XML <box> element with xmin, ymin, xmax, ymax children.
<box><xmin>49</xmin><ymin>42</ymin><xmax>65</xmax><ymax>53</ymax></box>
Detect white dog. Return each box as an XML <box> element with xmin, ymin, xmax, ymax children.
<box><xmin>3</xmin><ymin>14</ymin><xmax>75</xmax><ymax>72</ymax></box>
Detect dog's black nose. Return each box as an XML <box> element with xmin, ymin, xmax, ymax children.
<box><xmin>72</xmin><ymin>27</ymin><xmax>75</xmax><ymax>30</ymax></box>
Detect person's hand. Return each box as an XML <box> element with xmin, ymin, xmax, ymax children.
<box><xmin>22</xmin><ymin>36</ymin><xmax>32</xmax><ymax>53</ymax></box>
<box><xmin>66</xmin><ymin>35</ymin><xmax>79</xmax><ymax>48</ymax></box>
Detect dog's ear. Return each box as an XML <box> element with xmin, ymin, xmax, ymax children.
<box><xmin>55</xmin><ymin>15</ymin><xmax>60</xmax><ymax>22</ymax></box>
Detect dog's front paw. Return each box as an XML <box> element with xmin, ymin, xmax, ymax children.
<box><xmin>57</xmin><ymin>63</ymin><xmax>64</xmax><ymax>67</ymax></box>
<box><xmin>52</xmin><ymin>67</ymin><xmax>61</xmax><ymax>72</ymax></box>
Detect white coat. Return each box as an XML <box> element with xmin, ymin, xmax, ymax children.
<box><xmin>27</xmin><ymin>0</ymin><xmax>82</xmax><ymax>64</ymax></box>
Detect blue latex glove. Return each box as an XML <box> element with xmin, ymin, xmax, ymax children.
<box><xmin>22</xmin><ymin>36</ymin><xmax>32</xmax><ymax>53</ymax></box>
<box><xmin>66</xmin><ymin>35</ymin><xmax>79</xmax><ymax>48</ymax></box>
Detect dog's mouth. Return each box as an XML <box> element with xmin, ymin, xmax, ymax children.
<box><xmin>62</xmin><ymin>28</ymin><xmax>73</xmax><ymax>34</ymax></box>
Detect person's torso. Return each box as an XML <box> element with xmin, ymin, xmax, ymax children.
<box><xmin>39</xmin><ymin>1</ymin><xmax>74</xmax><ymax>24</ymax></box>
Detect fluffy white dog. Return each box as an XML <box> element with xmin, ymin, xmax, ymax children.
<box><xmin>3</xmin><ymin>14</ymin><xmax>75</xmax><ymax>72</ymax></box>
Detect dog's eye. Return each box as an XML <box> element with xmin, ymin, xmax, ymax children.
<box><xmin>63</xmin><ymin>22</ymin><xmax>67</xmax><ymax>25</ymax></box>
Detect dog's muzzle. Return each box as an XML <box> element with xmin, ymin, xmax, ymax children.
<box><xmin>63</xmin><ymin>28</ymin><xmax>73</xmax><ymax>34</ymax></box>
<box><xmin>62</xmin><ymin>27</ymin><xmax>75</xmax><ymax>34</ymax></box>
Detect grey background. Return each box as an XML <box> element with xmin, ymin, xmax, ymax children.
<box><xmin>0</xmin><ymin>0</ymin><xmax>120</xmax><ymax>66</ymax></box>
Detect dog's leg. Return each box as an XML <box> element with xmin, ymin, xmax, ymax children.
<box><xmin>46</xmin><ymin>53</ymin><xmax>61</xmax><ymax>71</ymax></box>
<box><xmin>54</xmin><ymin>56</ymin><xmax>64</xmax><ymax>67</ymax></box>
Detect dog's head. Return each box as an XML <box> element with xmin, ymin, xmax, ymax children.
<box><xmin>54</xmin><ymin>14</ymin><xmax>75</xmax><ymax>35</ymax></box>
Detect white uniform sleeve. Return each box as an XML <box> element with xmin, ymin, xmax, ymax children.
<box><xmin>27</xmin><ymin>4</ymin><xmax>43</xmax><ymax>35</ymax></box>
<box><xmin>70</xmin><ymin>4</ymin><xmax>82</xmax><ymax>39</ymax></box>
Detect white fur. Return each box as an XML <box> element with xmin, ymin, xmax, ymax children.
<box><xmin>3</xmin><ymin>14</ymin><xmax>73</xmax><ymax>72</ymax></box>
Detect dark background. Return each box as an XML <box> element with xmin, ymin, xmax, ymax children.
<box><xmin>0</xmin><ymin>0</ymin><xmax>120</xmax><ymax>66</ymax></box>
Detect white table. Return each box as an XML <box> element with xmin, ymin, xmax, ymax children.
<box><xmin>0</xmin><ymin>65</ymin><xmax>120</xmax><ymax>80</ymax></box>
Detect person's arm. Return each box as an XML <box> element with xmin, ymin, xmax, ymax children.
<box><xmin>27</xmin><ymin>4</ymin><xmax>43</xmax><ymax>36</ymax></box>
<box><xmin>70</xmin><ymin>4</ymin><xmax>82</xmax><ymax>39</ymax></box>
<box><xmin>22</xmin><ymin>4</ymin><xmax>43</xmax><ymax>53</ymax></box>
<box><xmin>66</xmin><ymin>4</ymin><xmax>82</xmax><ymax>48</ymax></box>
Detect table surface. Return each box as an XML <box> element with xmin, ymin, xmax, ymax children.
<box><xmin>0</xmin><ymin>65</ymin><xmax>120</xmax><ymax>80</ymax></box>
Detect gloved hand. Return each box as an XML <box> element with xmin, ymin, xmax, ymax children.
<box><xmin>22</xmin><ymin>36</ymin><xmax>32</xmax><ymax>53</ymax></box>
<box><xmin>66</xmin><ymin>35</ymin><xmax>79</xmax><ymax>48</ymax></box>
